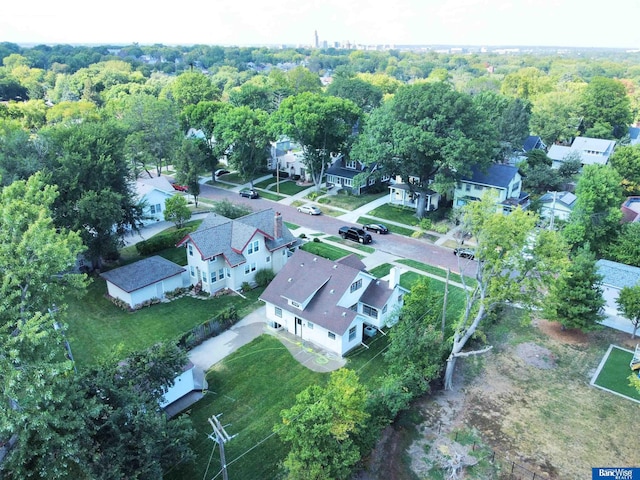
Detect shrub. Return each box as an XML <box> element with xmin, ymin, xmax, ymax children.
<box><xmin>306</xmin><ymin>191</ymin><xmax>320</xmax><ymax>201</ymax></box>
<box><xmin>240</xmin><ymin>281</ymin><xmax>252</xmax><ymax>292</ymax></box>
<box><xmin>213</xmin><ymin>199</ymin><xmax>252</xmax><ymax>219</ymax></box>
<box><xmin>313</xmin><ymin>237</ymin><xmax>321</xmax><ymax>243</ymax></box>
<box><xmin>255</xmin><ymin>268</ymin><xmax>275</xmax><ymax>287</ymax></box>
<box><xmin>135</xmin><ymin>227</ymin><xmax>191</xmax><ymax>256</ymax></box>
<box><xmin>299</xmin><ymin>233</ymin><xmax>307</xmax><ymax>239</ymax></box>
<box><xmin>418</xmin><ymin>218</ymin><xmax>432</xmax><ymax>231</ymax></box>
<box><xmin>433</xmin><ymin>223</ymin><xmax>449</xmax><ymax>234</ymax></box>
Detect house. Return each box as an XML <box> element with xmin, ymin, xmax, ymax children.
<box><xmin>539</xmin><ymin>191</ymin><xmax>577</xmax><ymax>222</ymax></box>
<box><xmin>522</xmin><ymin>135</ymin><xmax>547</xmax><ymax>153</ymax></box>
<box><xmin>628</xmin><ymin>126</ymin><xmax>640</xmax><ymax>146</ymax></box>
<box><xmin>260</xmin><ymin>250</ymin><xmax>408</xmax><ymax>357</ymax></box>
<box><xmin>454</xmin><ymin>164</ymin><xmax>529</xmax><ymax>213</ymax></box>
<box><xmin>100</xmin><ymin>255</ymin><xmax>188</xmax><ymax>309</ymax></box>
<box><xmin>596</xmin><ymin>259</ymin><xmax>640</xmax><ymax>333</ymax></box>
<box><xmin>548</xmin><ymin>136</ymin><xmax>616</xmax><ymax>170</ymax></box>
<box><xmin>621</xmin><ymin>196</ymin><xmax>640</xmax><ymax>223</ymax></box>
<box><xmin>325</xmin><ymin>155</ymin><xmax>389</xmax><ymax>195</ymax></box>
<box><xmin>176</xmin><ymin>209</ymin><xmax>298</xmax><ymax>295</ymax></box>
<box><xmin>161</xmin><ymin>361</ymin><xmax>208</xmax><ymax>417</ymax></box>
<box><xmin>388</xmin><ymin>175</ymin><xmax>440</xmax><ymax>211</ymax></box>
<box><xmin>269</xmin><ymin>137</ymin><xmax>309</xmax><ymax>180</ymax></box>
<box><xmin>136</xmin><ymin>175</ymin><xmax>177</xmax><ymax>224</ymax></box>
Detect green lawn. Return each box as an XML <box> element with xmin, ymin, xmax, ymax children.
<box><xmin>400</xmin><ymin>271</ymin><xmax>466</xmax><ymax>321</ymax></box>
<box><xmin>317</xmin><ymin>191</ymin><xmax>386</xmax><ymax>211</ymax></box>
<box><xmin>397</xmin><ymin>258</ymin><xmax>476</xmax><ymax>286</ymax></box>
<box><xmin>300</xmin><ymin>241</ymin><xmax>363</xmax><ymax>260</ymax></box>
<box><xmin>592</xmin><ymin>346</ymin><xmax>640</xmax><ymax>401</ymax></box>
<box><xmin>369</xmin><ymin>263</ymin><xmax>392</xmax><ymax>278</ymax></box>
<box><xmin>253</xmin><ymin>177</ymin><xmax>275</xmax><ymax>189</ymax></box>
<box><xmin>257</xmin><ymin>190</ymin><xmax>285</xmax><ymax>201</ymax></box>
<box><xmin>325</xmin><ymin>236</ymin><xmax>376</xmax><ymax>254</ymax></box>
<box><xmin>357</xmin><ymin>216</ymin><xmax>417</xmax><ymax>236</ymax></box>
<box><xmin>268</xmin><ymin>180</ymin><xmax>310</xmax><ymax>195</ymax></box>
<box><xmin>367</xmin><ymin>204</ymin><xmax>421</xmax><ymax>226</ymax></box>
<box><xmin>284</xmin><ymin>221</ymin><xmax>299</xmax><ymax>230</ymax></box>
<box><xmin>166</xmin><ymin>335</ymin><xmax>327</xmax><ymax>480</ymax></box>
<box><xmin>65</xmin><ymin>280</ymin><xmax>264</xmax><ymax>367</ymax></box>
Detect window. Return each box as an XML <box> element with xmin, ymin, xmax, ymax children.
<box><xmin>465</xmin><ymin>184</ymin><xmax>471</xmax><ymax>192</ymax></box>
<box><xmin>218</xmin><ymin>268</ymin><xmax>224</xmax><ymax>281</ymax></box>
<box><xmin>210</xmin><ymin>271</ymin><xmax>216</xmax><ymax>283</ymax></box>
<box><xmin>244</xmin><ymin>262</ymin><xmax>257</xmax><ymax>275</ymax></box>
<box><xmin>343</xmin><ymin>178</ymin><xmax>352</xmax><ymax>187</ymax></box>
<box><xmin>382</xmin><ymin>304</ymin><xmax>388</xmax><ymax>314</ymax></box>
<box><xmin>308</xmin><ymin>322</ymin><xmax>314</xmax><ymax>329</ymax></box>
<box><xmin>362</xmin><ymin>305</ymin><xmax>378</xmax><ymax>318</ymax></box>
<box><xmin>275</xmin><ymin>307</ymin><xmax>282</xmax><ymax>318</ymax></box>
<box><xmin>369</xmin><ymin>177</ymin><xmax>376</xmax><ymax>186</ymax></box>
<box><xmin>283</xmin><ymin>249</ymin><xmax>287</xmax><ymax>256</ymax></box>
<box><xmin>328</xmin><ymin>332</ymin><xmax>336</xmax><ymax>340</ymax></box>
<box><xmin>247</xmin><ymin>240</ymin><xmax>260</xmax><ymax>254</ymax></box>
<box><xmin>474</xmin><ymin>184</ymin><xmax>482</xmax><ymax>191</ymax></box>
<box><xmin>150</xmin><ymin>203</ymin><xmax>161</xmax><ymax>214</ymax></box>
<box><xmin>349</xmin><ymin>304</ymin><xmax>358</xmax><ymax>312</ymax></box>
<box><xmin>349</xmin><ymin>326</ymin><xmax>356</xmax><ymax>341</ymax></box>
<box><xmin>398</xmin><ymin>294</ymin><xmax>403</xmax><ymax>303</ymax></box>
<box><xmin>350</xmin><ymin>279</ymin><xmax>362</xmax><ymax>293</ymax></box>
<box><xmin>226</xmin><ymin>268</ymin><xmax>231</xmax><ymax>278</ymax></box>
<box><xmin>190</xmin><ymin>266</ymin><xmax>195</xmax><ymax>277</ymax></box>
<box><xmin>512</xmin><ymin>181</ymin><xmax>520</xmax><ymax>191</ymax></box>
<box><xmin>291</xmin><ymin>300</ymin><xmax>300</xmax><ymax>308</ymax></box>
<box><xmin>188</xmin><ymin>244</ymin><xmax>193</xmax><ymax>256</ymax></box>
<box><xmin>266</xmin><ymin>256</ymin><xmax>271</xmax><ymax>263</ymax></box>
<box><xmin>345</xmin><ymin>160</ymin><xmax>357</xmax><ymax>169</ymax></box>
<box><xmin>150</xmin><ymin>204</ymin><xmax>156</xmax><ymax>214</ymax></box>
<box><xmin>202</xmin><ymin>271</ymin><xmax>208</xmax><ymax>283</ymax></box>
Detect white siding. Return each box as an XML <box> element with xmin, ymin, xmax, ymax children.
<box><xmin>159</xmin><ymin>367</ymin><xmax>196</xmax><ymax>408</ymax></box>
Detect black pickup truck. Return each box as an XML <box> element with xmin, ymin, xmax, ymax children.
<box><xmin>339</xmin><ymin>226</ymin><xmax>372</xmax><ymax>244</ymax></box>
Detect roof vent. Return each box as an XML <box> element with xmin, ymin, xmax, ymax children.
<box><xmin>333</xmin><ymin>264</ymin><xmax>338</xmax><ymax>269</ymax></box>
<box><xmin>300</xmin><ymin>263</ymin><xmax>304</xmax><ymax>267</ymax></box>
<box><xmin>376</xmin><ymin>280</ymin><xmax>380</xmax><ymax>285</ymax></box>
<box><xmin>342</xmin><ymin>312</ymin><xmax>347</xmax><ymax>317</ymax></box>
<box><xmin>330</xmin><ymin>289</ymin><xmax>335</xmax><ymax>294</ymax></box>
<box><xmin>287</xmin><ymin>278</ymin><xmax>292</xmax><ymax>283</ymax></box>
<box><xmin>313</xmin><ymin>257</ymin><xmax>317</xmax><ymax>262</ymax></box>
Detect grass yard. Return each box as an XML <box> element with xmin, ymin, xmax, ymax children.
<box><xmin>65</xmin><ymin>280</ymin><xmax>264</xmax><ymax>366</ymax></box>
<box><xmin>252</xmin><ymin>177</ymin><xmax>275</xmax><ymax>189</ymax></box>
<box><xmin>325</xmin><ymin>236</ymin><xmax>376</xmax><ymax>254</ymax></box>
<box><xmin>400</xmin><ymin>271</ymin><xmax>467</xmax><ymax>322</ymax></box>
<box><xmin>300</xmin><ymin>240</ymin><xmax>363</xmax><ymax>260</ymax></box>
<box><xmin>165</xmin><ymin>335</ymin><xmax>328</xmax><ymax>480</ymax></box>
<box><xmin>256</xmin><ymin>190</ymin><xmax>285</xmax><ymax>201</ymax></box>
<box><xmin>592</xmin><ymin>346</ymin><xmax>640</xmax><ymax>401</ymax></box>
<box><xmin>284</xmin><ymin>221</ymin><xmax>299</xmax><ymax>230</ymax></box>
<box><xmin>357</xmin><ymin>216</ymin><xmax>417</xmax><ymax>236</ymax></box>
<box><xmin>317</xmin><ymin>191</ymin><xmax>387</xmax><ymax>211</ymax></box>
<box><xmin>367</xmin><ymin>204</ymin><xmax>421</xmax><ymax>226</ymax></box>
<box><xmin>369</xmin><ymin>263</ymin><xmax>393</xmax><ymax>278</ymax></box>
<box><xmin>397</xmin><ymin>258</ymin><xmax>476</xmax><ymax>287</ymax></box>
<box><xmin>268</xmin><ymin>180</ymin><xmax>310</xmax><ymax>195</ymax></box>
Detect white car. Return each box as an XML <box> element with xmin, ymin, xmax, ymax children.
<box><xmin>297</xmin><ymin>204</ymin><xmax>322</xmax><ymax>215</ymax></box>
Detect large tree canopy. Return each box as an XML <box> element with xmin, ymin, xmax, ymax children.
<box><xmin>353</xmin><ymin>81</ymin><xmax>498</xmax><ymax>217</ymax></box>
<box><xmin>580</xmin><ymin>77</ymin><xmax>632</xmax><ymax>138</ymax></box>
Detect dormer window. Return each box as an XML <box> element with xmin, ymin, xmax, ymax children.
<box><xmin>345</xmin><ymin>160</ymin><xmax>357</xmax><ymax>169</ymax></box>
<box><xmin>350</xmin><ymin>279</ymin><xmax>362</xmax><ymax>293</ymax></box>
<box><xmin>247</xmin><ymin>240</ymin><xmax>260</xmax><ymax>254</ymax></box>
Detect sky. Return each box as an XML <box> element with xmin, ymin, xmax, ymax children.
<box><xmin>2</xmin><ymin>0</ymin><xmax>639</xmax><ymax>49</ymax></box>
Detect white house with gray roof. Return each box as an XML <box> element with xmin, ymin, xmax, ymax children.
<box><xmin>176</xmin><ymin>209</ymin><xmax>298</xmax><ymax>294</ymax></box>
<box><xmin>454</xmin><ymin>164</ymin><xmax>529</xmax><ymax>213</ymax></box>
<box><xmin>260</xmin><ymin>250</ymin><xmax>408</xmax><ymax>357</ymax></box>
<box><xmin>135</xmin><ymin>175</ymin><xmax>177</xmax><ymax>224</ymax></box>
<box><xmin>539</xmin><ymin>191</ymin><xmax>577</xmax><ymax>222</ymax></box>
<box><xmin>100</xmin><ymin>255</ymin><xmax>188</xmax><ymax>309</ymax></box>
<box><xmin>596</xmin><ymin>259</ymin><xmax>640</xmax><ymax>334</ymax></box>
<box><xmin>548</xmin><ymin>136</ymin><xmax>616</xmax><ymax>170</ymax></box>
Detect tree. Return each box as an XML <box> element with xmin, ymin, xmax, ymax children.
<box><xmin>563</xmin><ymin>164</ymin><xmax>624</xmax><ymax>256</ymax></box>
<box><xmin>580</xmin><ymin>77</ymin><xmax>632</xmax><ymax>138</ymax></box>
<box><xmin>609</xmin><ymin>144</ymin><xmax>640</xmax><ymax>195</ymax></box>
<box><xmin>607</xmin><ymin>222</ymin><xmax>640</xmax><ymax>267</ymax></box>
<box><xmin>500</xmin><ymin>67</ymin><xmax>552</xmax><ymax>101</ymax></box>
<box><xmin>163</xmin><ymin>194</ymin><xmax>191</xmax><ymax>228</ymax></box>
<box><xmin>285</xmin><ymin>66</ymin><xmax>322</xmax><ymax>94</ymax></box>
<box><xmin>174</xmin><ymin>138</ymin><xmax>206</xmax><ymax>207</ymax></box>
<box><xmin>530</xmin><ymin>89</ymin><xmax>582</xmax><ymax>145</ymax></box>
<box><xmin>162</xmin><ymin>70</ymin><xmax>219</xmax><ymax>108</ymax></box>
<box><xmin>277</xmin><ymin>369</ymin><xmax>368</xmax><ymax>480</ymax></box>
<box><xmin>213</xmin><ymin>106</ymin><xmax>271</xmax><ymax>185</ymax></box>
<box><xmin>616</xmin><ymin>284</ymin><xmax>640</xmax><ymax>339</ymax></box>
<box><xmin>443</xmin><ymin>193</ymin><xmax>569</xmax><ymax>389</ymax></box>
<box><xmin>0</xmin><ymin>173</ymin><xmax>88</xmax><ymax>478</ymax></box>
<box><xmin>496</xmin><ymin>97</ymin><xmax>531</xmax><ymax>155</ymax></box>
<box><xmin>270</xmin><ymin>92</ymin><xmax>361</xmax><ymax>190</ymax></box>
<box><xmin>326</xmin><ymin>74</ymin><xmax>383</xmax><ymax>113</ymax></box>
<box><xmin>353</xmin><ymin>81</ymin><xmax>498</xmax><ymax>218</ymax></box>
<box><xmin>544</xmin><ymin>246</ymin><xmax>605</xmax><ymax>332</ymax></box>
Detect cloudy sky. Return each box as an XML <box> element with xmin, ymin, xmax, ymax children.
<box><xmin>2</xmin><ymin>0</ymin><xmax>639</xmax><ymax>49</ymax></box>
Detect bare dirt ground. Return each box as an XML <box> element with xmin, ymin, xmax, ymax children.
<box><xmin>357</xmin><ymin>317</ymin><xmax>640</xmax><ymax>480</ymax></box>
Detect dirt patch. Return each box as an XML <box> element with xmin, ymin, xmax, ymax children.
<box><xmin>535</xmin><ymin>318</ymin><xmax>589</xmax><ymax>345</ymax></box>
<box><xmin>515</xmin><ymin>342</ymin><xmax>556</xmax><ymax>369</ymax></box>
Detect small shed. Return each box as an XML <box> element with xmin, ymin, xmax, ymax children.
<box><xmin>160</xmin><ymin>361</ymin><xmax>208</xmax><ymax>416</ymax></box>
<box><xmin>100</xmin><ymin>256</ymin><xmax>187</xmax><ymax>309</ymax></box>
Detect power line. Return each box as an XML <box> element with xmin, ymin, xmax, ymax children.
<box><xmin>202</xmin><ymin>441</ymin><xmax>217</xmax><ymax>480</ymax></box>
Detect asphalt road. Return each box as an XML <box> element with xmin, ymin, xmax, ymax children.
<box><xmin>199</xmin><ymin>182</ymin><xmax>476</xmax><ymax>277</ymax></box>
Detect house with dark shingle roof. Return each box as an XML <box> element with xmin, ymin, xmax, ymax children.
<box><xmin>100</xmin><ymin>255</ymin><xmax>187</xmax><ymax>309</ymax></box>
<box><xmin>325</xmin><ymin>154</ymin><xmax>389</xmax><ymax>195</ymax></box>
<box><xmin>176</xmin><ymin>209</ymin><xmax>298</xmax><ymax>295</ymax></box>
<box><xmin>260</xmin><ymin>250</ymin><xmax>408</xmax><ymax>357</ymax></box>
<box><xmin>453</xmin><ymin>164</ymin><xmax>529</xmax><ymax>213</ymax></box>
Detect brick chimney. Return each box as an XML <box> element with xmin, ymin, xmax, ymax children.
<box><xmin>274</xmin><ymin>211</ymin><xmax>283</xmax><ymax>239</ymax></box>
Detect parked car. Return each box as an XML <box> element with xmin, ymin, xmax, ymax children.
<box><xmin>339</xmin><ymin>226</ymin><xmax>372</xmax><ymax>244</ymax></box>
<box><xmin>239</xmin><ymin>188</ymin><xmax>259</xmax><ymax>199</ymax></box>
<box><xmin>453</xmin><ymin>248</ymin><xmax>475</xmax><ymax>259</ymax></box>
<box><xmin>215</xmin><ymin>169</ymin><xmax>230</xmax><ymax>177</ymax></box>
<box><xmin>172</xmin><ymin>184</ymin><xmax>188</xmax><ymax>192</ymax></box>
<box><xmin>297</xmin><ymin>204</ymin><xmax>322</xmax><ymax>215</ymax></box>
<box><xmin>363</xmin><ymin>223</ymin><xmax>389</xmax><ymax>234</ymax></box>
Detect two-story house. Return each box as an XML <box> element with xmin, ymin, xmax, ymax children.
<box><xmin>260</xmin><ymin>250</ymin><xmax>408</xmax><ymax>357</ymax></box>
<box><xmin>453</xmin><ymin>164</ymin><xmax>529</xmax><ymax>213</ymax></box>
<box><xmin>388</xmin><ymin>175</ymin><xmax>440</xmax><ymax>211</ymax></box>
<box><xmin>325</xmin><ymin>155</ymin><xmax>389</xmax><ymax>195</ymax></box>
<box><xmin>136</xmin><ymin>175</ymin><xmax>178</xmax><ymax>224</ymax></box>
<box><xmin>176</xmin><ymin>209</ymin><xmax>298</xmax><ymax>294</ymax></box>
<box><xmin>548</xmin><ymin>136</ymin><xmax>616</xmax><ymax>170</ymax></box>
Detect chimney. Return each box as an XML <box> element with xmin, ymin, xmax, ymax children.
<box><xmin>389</xmin><ymin>266</ymin><xmax>401</xmax><ymax>289</ymax></box>
<box><xmin>274</xmin><ymin>211</ymin><xmax>283</xmax><ymax>239</ymax></box>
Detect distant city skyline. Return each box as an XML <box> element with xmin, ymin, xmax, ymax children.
<box><xmin>2</xmin><ymin>0</ymin><xmax>639</xmax><ymax>50</ymax></box>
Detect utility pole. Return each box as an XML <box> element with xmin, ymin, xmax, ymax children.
<box><xmin>549</xmin><ymin>191</ymin><xmax>557</xmax><ymax>230</ymax></box>
<box><xmin>207</xmin><ymin>414</ymin><xmax>236</xmax><ymax>480</ymax></box>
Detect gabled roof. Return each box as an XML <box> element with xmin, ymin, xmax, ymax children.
<box><xmin>596</xmin><ymin>259</ymin><xmax>640</xmax><ymax>290</ymax></box>
<box><xmin>539</xmin><ymin>191</ymin><xmax>577</xmax><ymax>210</ymax></box>
<box><xmin>326</xmin><ymin>155</ymin><xmax>378</xmax><ymax>180</ymax></box>
<box><xmin>359</xmin><ymin>279</ymin><xmax>394</xmax><ymax>309</ymax></box>
<box><xmin>176</xmin><ymin>209</ymin><xmax>297</xmax><ymax>267</ymax></box>
<box><xmin>136</xmin><ymin>175</ymin><xmax>175</xmax><ymax>197</ymax></box>
<box><xmin>523</xmin><ymin>135</ymin><xmax>546</xmax><ymax>152</ymax></box>
<box><xmin>548</xmin><ymin>136</ymin><xmax>616</xmax><ymax>166</ymax></box>
<box><xmin>100</xmin><ymin>256</ymin><xmax>185</xmax><ymax>293</ymax></box>
<box><xmin>460</xmin><ymin>164</ymin><xmax>520</xmax><ymax>189</ymax></box>
<box><xmin>629</xmin><ymin>126</ymin><xmax>640</xmax><ymax>145</ymax></box>
<box><xmin>260</xmin><ymin>250</ymin><xmax>373</xmax><ymax>335</ymax></box>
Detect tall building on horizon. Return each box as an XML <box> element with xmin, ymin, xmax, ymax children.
<box><xmin>314</xmin><ymin>30</ymin><xmax>319</xmax><ymax>48</ymax></box>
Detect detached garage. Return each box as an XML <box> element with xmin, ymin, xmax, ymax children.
<box><xmin>100</xmin><ymin>256</ymin><xmax>187</xmax><ymax>309</ymax></box>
